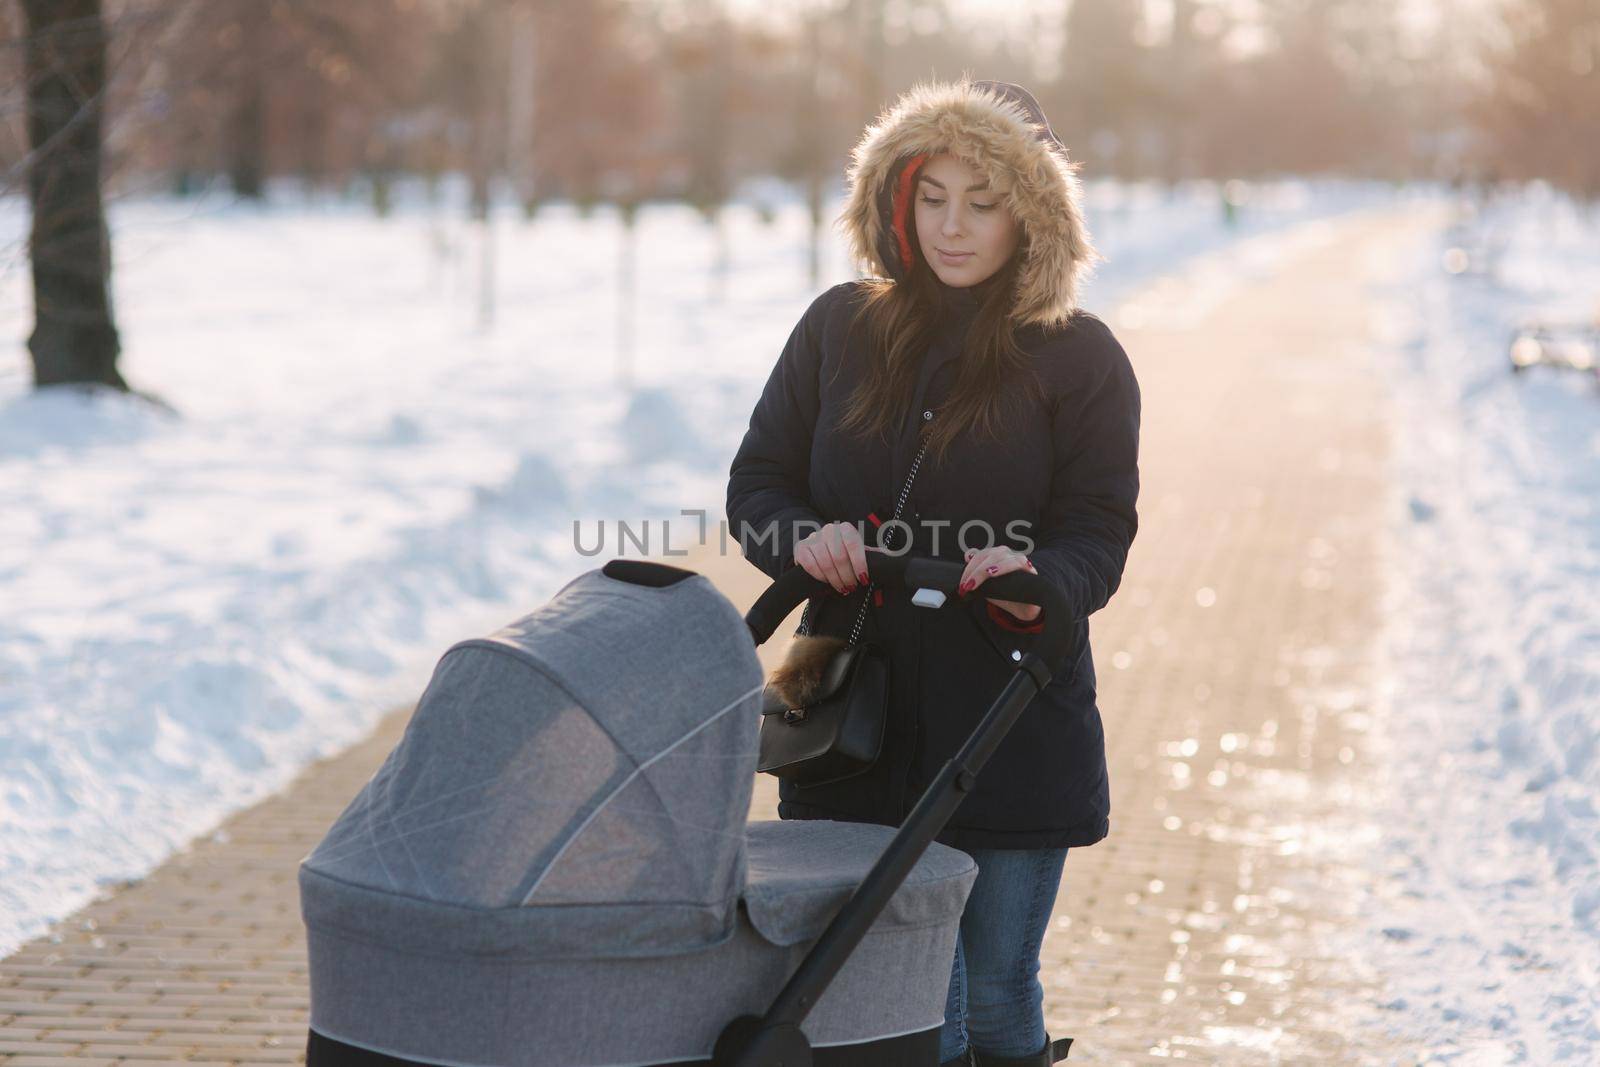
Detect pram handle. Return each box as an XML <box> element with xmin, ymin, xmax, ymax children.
<box><xmin>744</xmin><ymin>550</ymin><xmax>1076</xmax><ymax>677</ymax></box>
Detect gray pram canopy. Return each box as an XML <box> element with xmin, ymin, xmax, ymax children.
<box><xmin>299</xmin><ymin>563</ymin><xmax>977</xmax><ymax>1067</ymax></box>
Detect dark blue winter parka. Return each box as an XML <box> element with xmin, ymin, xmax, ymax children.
<box><xmin>725</xmin><ymin>79</ymin><xmax>1141</xmax><ymax>850</ymax></box>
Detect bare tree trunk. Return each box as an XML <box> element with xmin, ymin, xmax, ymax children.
<box><xmin>855</xmin><ymin>0</ymin><xmax>884</xmax><ymax>120</ymax></box>
<box><xmin>1162</xmin><ymin>0</ymin><xmax>1199</xmax><ymax>185</ymax></box>
<box><xmin>801</xmin><ymin>9</ymin><xmax>825</xmax><ymax>291</ymax></box>
<box><xmin>468</xmin><ymin>2</ymin><xmax>505</xmax><ymax>222</ymax></box>
<box><xmin>226</xmin><ymin>1</ymin><xmax>267</xmax><ymax>199</ymax></box>
<box><xmin>468</xmin><ymin>1</ymin><xmax>507</xmax><ymax>331</ymax></box>
<box><xmin>21</xmin><ymin>0</ymin><xmax>125</xmax><ymax>390</ymax></box>
<box><xmin>505</xmin><ymin>3</ymin><xmax>538</xmax><ymax>213</ymax></box>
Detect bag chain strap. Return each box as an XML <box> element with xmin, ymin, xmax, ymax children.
<box><xmin>800</xmin><ymin>427</ymin><xmax>931</xmax><ymax>647</ymax></box>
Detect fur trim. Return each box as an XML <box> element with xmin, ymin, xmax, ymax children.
<box><xmin>766</xmin><ymin>632</ymin><xmax>846</xmax><ymax>709</ymax></box>
<box><xmin>835</xmin><ymin>76</ymin><xmax>1101</xmax><ymax>329</ymax></box>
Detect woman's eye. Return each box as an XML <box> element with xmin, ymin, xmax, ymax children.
<box><xmin>920</xmin><ymin>194</ymin><xmax>995</xmax><ymax>212</ymax></box>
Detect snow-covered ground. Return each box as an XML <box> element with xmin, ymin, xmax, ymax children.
<box><xmin>1354</xmin><ymin>185</ymin><xmax>1600</xmax><ymax>1062</ymax></box>
<box><xmin>0</xmin><ymin>176</ymin><xmax>1393</xmax><ymax>958</ymax></box>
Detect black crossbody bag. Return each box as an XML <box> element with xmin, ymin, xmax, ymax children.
<box><xmin>756</xmin><ymin>435</ymin><xmax>929</xmax><ymax>786</ymax></box>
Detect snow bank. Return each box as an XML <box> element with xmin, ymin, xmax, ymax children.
<box><xmin>1354</xmin><ymin>184</ymin><xmax>1600</xmax><ymax>1061</ymax></box>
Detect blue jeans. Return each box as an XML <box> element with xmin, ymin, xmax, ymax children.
<box><xmin>939</xmin><ymin>846</ymin><xmax>1069</xmax><ymax>1062</ymax></box>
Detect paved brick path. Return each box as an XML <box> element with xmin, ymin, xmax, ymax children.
<box><xmin>1022</xmin><ymin>209</ymin><xmax>1433</xmax><ymax>1064</ymax></box>
<box><xmin>0</xmin><ymin>205</ymin><xmax>1437</xmax><ymax>1065</ymax></box>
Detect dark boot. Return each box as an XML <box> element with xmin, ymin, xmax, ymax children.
<box><xmin>970</xmin><ymin>1032</ymin><xmax>1073</xmax><ymax>1066</ymax></box>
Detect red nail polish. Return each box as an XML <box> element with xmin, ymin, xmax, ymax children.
<box><xmin>858</xmin><ymin>571</ymin><xmax>869</xmax><ymax>584</ymax></box>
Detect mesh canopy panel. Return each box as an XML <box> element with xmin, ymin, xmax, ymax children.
<box><xmin>301</xmin><ymin>565</ymin><xmax>765</xmax><ymax>955</ymax></box>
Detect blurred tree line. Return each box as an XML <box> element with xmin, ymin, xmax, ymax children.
<box><xmin>2</xmin><ymin>0</ymin><xmax>1596</xmax><ymax>388</ymax></box>
<box><xmin>5</xmin><ymin>0</ymin><xmax>1597</xmax><ymax>204</ymax></box>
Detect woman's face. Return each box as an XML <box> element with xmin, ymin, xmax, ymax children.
<box><xmin>912</xmin><ymin>152</ymin><xmax>1021</xmax><ymax>288</ymax></box>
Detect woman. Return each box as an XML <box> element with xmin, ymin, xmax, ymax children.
<box><xmin>725</xmin><ymin>77</ymin><xmax>1140</xmax><ymax>1067</ymax></box>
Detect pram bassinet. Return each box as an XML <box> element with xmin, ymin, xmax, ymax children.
<box><xmin>299</xmin><ymin>559</ymin><xmax>979</xmax><ymax>1067</ymax></box>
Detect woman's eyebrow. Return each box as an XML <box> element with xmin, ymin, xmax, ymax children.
<box><xmin>919</xmin><ymin>175</ymin><xmax>990</xmax><ymax>192</ymax></box>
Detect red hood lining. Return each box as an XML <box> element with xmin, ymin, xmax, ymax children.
<box><xmin>890</xmin><ymin>153</ymin><xmax>930</xmax><ymax>275</ymax></box>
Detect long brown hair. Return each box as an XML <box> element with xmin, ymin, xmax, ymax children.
<box><xmin>830</xmin><ymin>232</ymin><xmax>1047</xmax><ymax>470</ymax></box>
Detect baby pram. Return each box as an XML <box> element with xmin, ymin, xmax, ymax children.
<box><xmin>298</xmin><ymin>553</ymin><xmax>1077</xmax><ymax>1066</ymax></box>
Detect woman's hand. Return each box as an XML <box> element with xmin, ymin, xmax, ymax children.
<box><xmin>794</xmin><ymin>521</ymin><xmax>880</xmax><ymax>595</ymax></box>
<box><xmin>957</xmin><ymin>546</ymin><xmax>1041</xmax><ymax>621</ymax></box>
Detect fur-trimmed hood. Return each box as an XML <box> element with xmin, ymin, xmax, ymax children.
<box><xmin>836</xmin><ymin>77</ymin><xmax>1100</xmax><ymax>328</ymax></box>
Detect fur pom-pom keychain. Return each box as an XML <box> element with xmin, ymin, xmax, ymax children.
<box><xmin>766</xmin><ymin>631</ymin><xmax>847</xmax><ymax>709</ymax></box>
<box><xmin>765</xmin><ymin>437</ymin><xmax>927</xmax><ymax>715</ymax></box>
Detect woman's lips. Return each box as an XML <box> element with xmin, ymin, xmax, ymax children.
<box><xmin>937</xmin><ymin>248</ymin><xmax>974</xmax><ymax>264</ymax></box>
